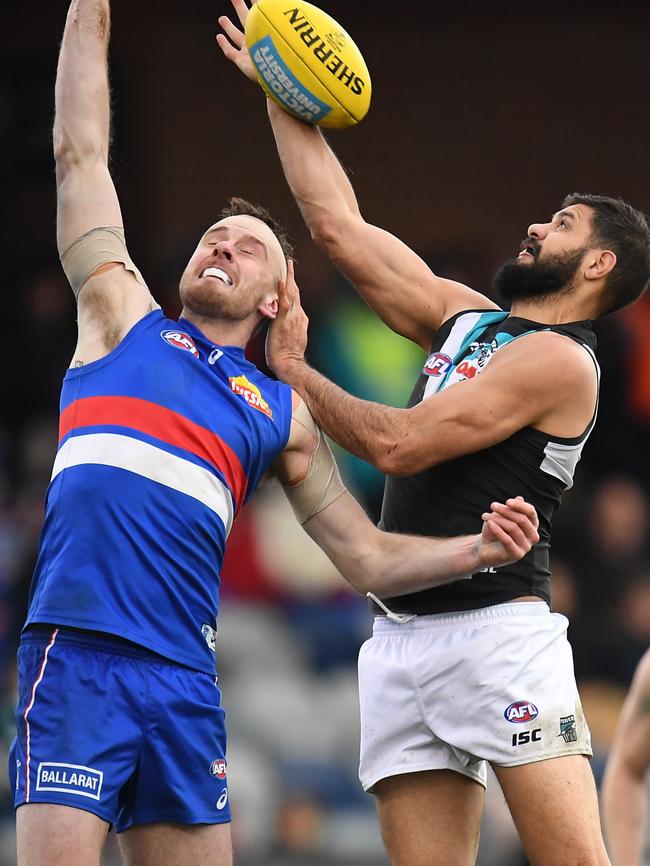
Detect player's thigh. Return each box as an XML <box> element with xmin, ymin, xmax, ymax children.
<box><xmin>493</xmin><ymin>756</ymin><xmax>610</xmax><ymax>866</ymax></box>
<box><xmin>119</xmin><ymin>821</ymin><xmax>232</xmax><ymax>866</ymax></box>
<box><xmin>374</xmin><ymin>769</ymin><xmax>484</xmax><ymax>866</ymax></box>
<box><xmin>17</xmin><ymin>803</ymin><xmax>109</xmax><ymax>866</ymax></box>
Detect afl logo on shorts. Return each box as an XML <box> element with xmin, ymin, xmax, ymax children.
<box><xmin>210</xmin><ymin>759</ymin><xmax>227</xmax><ymax>780</ymax></box>
<box><xmin>423</xmin><ymin>352</ymin><xmax>452</xmax><ymax>377</ymax></box>
<box><xmin>504</xmin><ymin>700</ymin><xmax>539</xmax><ymax>723</ymax></box>
<box><xmin>160</xmin><ymin>330</ymin><xmax>200</xmax><ymax>359</ymax></box>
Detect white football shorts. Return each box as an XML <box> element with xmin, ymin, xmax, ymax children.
<box><xmin>358</xmin><ymin>601</ymin><xmax>591</xmax><ymax>792</ymax></box>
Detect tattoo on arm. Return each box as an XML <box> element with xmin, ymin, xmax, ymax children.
<box><xmin>73</xmin><ymin>360</ymin><xmax>84</xmax><ymax>368</ymax></box>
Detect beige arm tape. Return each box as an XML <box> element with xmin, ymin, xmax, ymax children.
<box><xmin>60</xmin><ymin>226</ymin><xmax>147</xmax><ymax>298</ymax></box>
<box><xmin>284</xmin><ymin>400</ymin><xmax>347</xmax><ymax>525</ymax></box>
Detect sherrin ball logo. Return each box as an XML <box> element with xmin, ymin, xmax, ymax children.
<box><xmin>504</xmin><ymin>700</ymin><xmax>539</xmax><ymax>723</ymax></box>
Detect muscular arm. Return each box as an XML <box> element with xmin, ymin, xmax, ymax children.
<box><xmin>266</xmin><ymin>101</ymin><xmax>497</xmax><ymax>349</ymax></box>
<box><xmin>602</xmin><ymin>650</ymin><xmax>650</xmax><ymax>866</ymax></box>
<box><xmin>55</xmin><ymin>0</ymin><xmax>156</xmax><ymax>361</ymax></box>
<box><xmin>266</xmin><ymin>275</ymin><xmax>598</xmax><ymax>474</ymax></box>
<box><xmin>273</xmin><ymin>395</ymin><xmax>539</xmax><ymax>596</ymax></box>
<box><xmin>216</xmin><ymin>1</ymin><xmax>496</xmax><ymax>350</ymax></box>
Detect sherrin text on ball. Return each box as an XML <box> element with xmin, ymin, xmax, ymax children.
<box><xmin>245</xmin><ymin>0</ymin><xmax>371</xmax><ymax>128</ymax></box>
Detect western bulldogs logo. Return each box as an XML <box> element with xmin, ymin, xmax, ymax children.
<box><xmin>423</xmin><ymin>352</ymin><xmax>452</xmax><ymax>377</ymax></box>
<box><xmin>160</xmin><ymin>330</ymin><xmax>200</xmax><ymax>359</ymax></box>
<box><xmin>504</xmin><ymin>700</ymin><xmax>539</xmax><ymax>723</ymax></box>
<box><xmin>210</xmin><ymin>759</ymin><xmax>227</xmax><ymax>780</ymax></box>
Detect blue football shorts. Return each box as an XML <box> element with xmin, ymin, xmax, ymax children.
<box><xmin>9</xmin><ymin>626</ymin><xmax>231</xmax><ymax>831</ymax></box>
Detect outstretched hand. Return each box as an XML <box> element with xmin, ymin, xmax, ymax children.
<box><xmin>266</xmin><ymin>260</ymin><xmax>309</xmax><ymax>381</ymax></box>
<box><xmin>476</xmin><ymin>497</ymin><xmax>540</xmax><ymax>569</ymax></box>
<box><xmin>216</xmin><ymin>0</ymin><xmax>258</xmax><ymax>82</ymax></box>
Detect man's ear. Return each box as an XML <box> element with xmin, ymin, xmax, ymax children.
<box><xmin>585</xmin><ymin>249</ymin><xmax>617</xmax><ymax>282</ymax></box>
<box><xmin>259</xmin><ymin>296</ymin><xmax>279</xmax><ymax>320</ymax></box>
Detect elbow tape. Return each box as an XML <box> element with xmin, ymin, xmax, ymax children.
<box><xmin>284</xmin><ymin>401</ymin><xmax>347</xmax><ymax>525</ymax></box>
<box><xmin>60</xmin><ymin>225</ymin><xmax>146</xmax><ymax>298</ymax></box>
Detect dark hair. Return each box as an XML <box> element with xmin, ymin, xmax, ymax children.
<box><xmin>562</xmin><ymin>192</ymin><xmax>650</xmax><ymax>316</ymax></box>
<box><xmin>219</xmin><ymin>196</ymin><xmax>294</xmax><ymax>260</ymax></box>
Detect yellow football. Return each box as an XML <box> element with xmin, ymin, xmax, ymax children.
<box><xmin>245</xmin><ymin>0</ymin><xmax>371</xmax><ymax>128</ymax></box>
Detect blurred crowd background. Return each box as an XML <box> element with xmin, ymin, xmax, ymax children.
<box><xmin>3</xmin><ymin>1</ymin><xmax>650</xmax><ymax>863</ymax></box>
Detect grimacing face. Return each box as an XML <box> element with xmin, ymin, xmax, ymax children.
<box><xmin>179</xmin><ymin>217</ymin><xmax>285</xmax><ymax>324</ymax></box>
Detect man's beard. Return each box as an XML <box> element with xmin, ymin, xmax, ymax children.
<box><xmin>179</xmin><ymin>275</ymin><xmax>258</xmax><ymax>322</ymax></box>
<box><xmin>493</xmin><ymin>247</ymin><xmax>586</xmax><ymax>305</ymax></box>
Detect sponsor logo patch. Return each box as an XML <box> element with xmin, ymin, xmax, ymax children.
<box><xmin>216</xmin><ymin>788</ymin><xmax>229</xmax><ymax>810</ymax></box>
<box><xmin>202</xmin><ymin>623</ymin><xmax>216</xmax><ymax>653</ymax></box>
<box><xmin>250</xmin><ymin>36</ymin><xmax>333</xmax><ymax>124</ymax></box>
<box><xmin>423</xmin><ymin>352</ymin><xmax>452</xmax><ymax>377</ymax></box>
<box><xmin>229</xmin><ymin>375</ymin><xmax>273</xmax><ymax>419</ymax></box>
<box><xmin>511</xmin><ymin>728</ymin><xmax>542</xmax><ymax>746</ymax></box>
<box><xmin>504</xmin><ymin>700</ymin><xmax>539</xmax><ymax>724</ymax></box>
<box><xmin>558</xmin><ymin>714</ymin><xmax>578</xmax><ymax>743</ymax></box>
<box><xmin>160</xmin><ymin>330</ymin><xmax>200</xmax><ymax>359</ymax></box>
<box><xmin>210</xmin><ymin>759</ymin><xmax>227</xmax><ymax>780</ymax></box>
<box><xmin>36</xmin><ymin>762</ymin><xmax>103</xmax><ymax>801</ymax></box>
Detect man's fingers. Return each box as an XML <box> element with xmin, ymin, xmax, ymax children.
<box><xmin>485</xmin><ymin>520</ymin><xmax>521</xmax><ymax>555</ymax></box>
<box><xmin>218</xmin><ymin>15</ymin><xmax>245</xmax><ymax>48</ymax></box>
<box><xmin>504</xmin><ymin>497</ymin><xmax>539</xmax><ymax>528</ymax></box>
<box><xmin>490</xmin><ymin>500</ymin><xmax>538</xmax><ymax>531</ymax></box>
<box><xmin>215</xmin><ymin>33</ymin><xmax>239</xmax><ymax>61</ymax></box>
<box><xmin>485</xmin><ymin>507</ymin><xmax>539</xmax><ymax>546</ymax></box>
<box><xmin>486</xmin><ymin>514</ymin><xmax>527</xmax><ymax>550</ymax></box>
<box><xmin>231</xmin><ymin>0</ymin><xmax>250</xmax><ymax>28</ymax></box>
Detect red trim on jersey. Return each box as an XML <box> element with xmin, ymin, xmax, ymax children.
<box><xmin>59</xmin><ymin>397</ymin><xmax>247</xmax><ymax>510</ymax></box>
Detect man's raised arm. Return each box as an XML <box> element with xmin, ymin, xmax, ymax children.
<box><xmin>216</xmin><ymin>0</ymin><xmax>497</xmax><ymax>351</ymax></box>
<box><xmin>55</xmin><ymin>0</ymin><xmax>156</xmax><ymax>361</ymax></box>
<box><xmin>274</xmin><ymin>391</ymin><xmax>539</xmax><ymax>597</ymax></box>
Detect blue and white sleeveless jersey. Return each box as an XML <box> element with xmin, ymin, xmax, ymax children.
<box><xmin>25</xmin><ymin>310</ymin><xmax>292</xmax><ymax>673</ymax></box>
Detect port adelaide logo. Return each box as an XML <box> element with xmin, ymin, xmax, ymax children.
<box><xmin>504</xmin><ymin>700</ymin><xmax>539</xmax><ymax>724</ymax></box>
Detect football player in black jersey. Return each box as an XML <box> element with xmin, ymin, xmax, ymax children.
<box><xmin>218</xmin><ymin>5</ymin><xmax>650</xmax><ymax>866</ymax></box>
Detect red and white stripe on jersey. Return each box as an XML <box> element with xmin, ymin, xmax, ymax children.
<box><xmin>57</xmin><ymin>396</ymin><xmax>249</xmax><ymax>534</ymax></box>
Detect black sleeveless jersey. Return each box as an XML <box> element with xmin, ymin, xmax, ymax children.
<box><xmin>378</xmin><ymin>309</ymin><xmax>599</xmax><ymax>614</ymax></box>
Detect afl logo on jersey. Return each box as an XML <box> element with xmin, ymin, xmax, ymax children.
<box><xmin>423</xmin><ymin>352</ymin><xmax>452</xmax><ymax>377</ymax></box>
<box><xmin>504</xmin><ymin>700</ymin><xmax>539</xmax><ymax>723</ymax></box>
<box><xmin>160</xmin><ymin>330</ymin><xmax>200</xmax><ymax>359</ymax></box>
<box><xmin>210</xmin><ymin>759</ymin><xmax>227</xmax><ymax>779</ymax></box>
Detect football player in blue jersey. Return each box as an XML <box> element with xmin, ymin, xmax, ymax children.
<box><xmin>219</xmin><ymin>3</ymin><xmax>650</xmax><ymax>866</ymax></box>
<box><xmin>11</xmin><ymin>3</ymin><xmax>541</xmax><ymax>866</ymax></box>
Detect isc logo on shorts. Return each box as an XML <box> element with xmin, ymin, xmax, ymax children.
<box><xmin>36</xmin><ymin>762</ymin><xmax>103</xmax><ymax>801</ymax></box>
<box><xmin>504</xmin><ymin>700</ymin><xmax>539</xmax><ymax>723</ymax></box>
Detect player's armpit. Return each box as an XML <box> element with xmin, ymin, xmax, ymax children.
<box><xmin>380</xmin><ymin>331</ymin><xmax>598</xmax><ymax>476</ymax></box>
<box><xmin>64</xmin><ymin>226</ymin><xmax>158</xmax><ymax>363</ymax></box>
